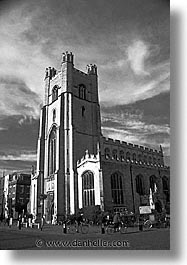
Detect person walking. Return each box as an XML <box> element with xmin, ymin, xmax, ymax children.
<box><xmin>76</xmin><ymin>213</ymin><xmax>83</xmax><ymax>233</ymax></box>
<box><xmin>18</xmin><ymin>214</ymin><xmax>22</xmax><ymax>230</ymax></box>
<box><xmin>113</xmin><ymin>212</ymin><xmax>120</xmax><ymax>232</ymax></box>
<box><xmin>40</xmin><ymin>216</ymin><xmax>44</xmax><ymax>231</ymax></box>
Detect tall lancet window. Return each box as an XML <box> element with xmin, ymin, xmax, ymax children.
<box><xmin>82</xmin><ymin>171</ymin><xmax>95</xmax><ymax>207</ymax></box>
<box><xmin>52</xmin><ymin>86</ymin><xmax>58</xmax><ymax>102</ymax></box>
<box><xmin>49</xmin><ymin>127</ymin><xmax>57</xmax><ymax>175</ymax></box>
<box><xmin>79</xmin><ymin>84</ymin><xmax>86</xmax><ymax>100</ymax></box>
<box><xmin>111</xmin><ymin>172</ymin><xmax>124</xmax><ymax>204</ymax></box>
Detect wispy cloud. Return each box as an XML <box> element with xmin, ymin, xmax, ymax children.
<box><xmin>100</xmin><ymin>57</ymin><xmax>170</xmax><ymax>106</ymax></box>
<box><xmin>102</xmin><ymin>116</ymin><xmax>170</xmax><ymax>142</ymax></box>
<box><xmin>126</xmin><ymin>40</ymin><xmax>150</xmax><ymax>76</ymax></box>
<box><xmin>0</xmin><ymin>77</ymin><xmax>41</xmax><ymax>119</ymax></box>
<box><xmin>0</xmin><ymin>152</ymin><xmax>36</xmax><ymax>161</ymax></box>
<box><xmin>0</xmin><ymin>3</ymin><xmax>52</xmax><ymax>120</ymax></box>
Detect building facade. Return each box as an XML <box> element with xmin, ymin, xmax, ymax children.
<box><xmin>0</xmin><ymin>173</ymin><xmax>31</xmax><ymax>219</ymax></box>
<box><xmin>0</xmin><ymin>175</ymin><xmax>5</xmax><ymax>219</ymax></box>
<box><xmin>0</xmin><ymin>174</ymin><xmax>9</xmax><ymax>219</ymax></box>
<box><xmin>30</xmin><ymin>52</ymin><xmax>170</xmax><ymax>223</ymax></box>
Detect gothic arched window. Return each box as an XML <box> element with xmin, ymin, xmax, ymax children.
<box><xmin>119</xmin><ymin>150</ymin><xmax>124</xmax><ymax>161</ymax></box>
<box><xmin>111</xmin><ymin>172</ymin><xmax>124</xmax><ymax>204</ymax></box>
<box><xmin>52</xmin><ymin>86</ymin><xmax>58</xmax><ymax>102</ymax></box>
<box><xmin>104</xmin><ymin>148</ymin><xmax>110</xmax><ymax>160</ymax></box>
<box><xmin>53</xmin><ymin>109</ymin><xmax>56</xmax><ymax>122</ymax></box>
<box><xmin>150</xmin><ymin>175</ymin><xmax>158</xmax><ymax>193</ymax></box>
<box><xmin>126</xmin><ymin>152</ymin><xmax>131</xmax><ymax>160</ymax></box>
<box><xmin>48</xmin><ymin>127</ymin><xmax>57</xmax><ymax>175</ymax></box>
<box><xmin>149</xmin><ymin>156</ymin><xmax>152</xmax><ymax>164</ymax></box>
<box><xmin>82</xmin><ymin>171</ymin><xmax>95</xmax><ymax>207</ymax></box>
<box><xmin>79</xmin><ymin>84</ymin><xmax>86</xmax><ymax>100</ymax></box>
<box><xmin>162</xmin><ymin>176</ymin><xmax>169</xmax><ymax>202</ymax></box>
<box><xmin>135</xmin><ymin>175</ymin><xmax>144</xmax><ymax>195</ymax></box>
<box><xmin>138</xmin><ymin>154</ymin><xmax>142</xmax><ymax>162</ymax></box>
<box><xmin>132</xmin><ymin>153</ymin><xmax>136</xmax><ymax>161</ymax></box>
<box><xmin>112</xmin><ymin>149</ymin><xmax>118</xmax><ymax>160</ymax></box>
<box><xmin>162</xmin><ymin>176</ymin><xmax>169</xmax><ymax>193</ymax></box>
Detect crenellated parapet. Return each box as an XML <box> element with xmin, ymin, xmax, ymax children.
<box><xmin>101</xmin><ymin>136</ymin><xmax>164</xmax><ymax>166</ymax></box>
<box><xmin>77</xmin><ymin>148</ymin><xmax>169</xmax><ymax>170</ymax></box>
<box><xmin>102</xmin><ymin>137</ymin><xmax>162</xmax><ymax>154</ymax></box>
<box><xmin>45</xmin><ymin>67</ymin><xmax>58</xmax><ymax>80</ymax></box>
<box><xmin>87</xmin><ymin>64</ymin><xmax>97</xmax><ymax>75</ymax></box>
<box><xmin>62</xmin><ymin>51</ymin><xmax>74</xmax><ymax>64</ymax></box>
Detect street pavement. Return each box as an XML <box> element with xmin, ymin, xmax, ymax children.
<box><xmin>0</xmin><ymin>224</ymin><xmax>170</xmax><ymax>250</ymax></box>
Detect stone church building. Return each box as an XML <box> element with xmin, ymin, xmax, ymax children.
<box><xmin>30</xmin><ymin>52</ymin><xmax>170</xmax><ymax>223</ymax></box>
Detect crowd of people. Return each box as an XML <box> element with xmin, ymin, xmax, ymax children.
<box><xmin>0</xmin><ymin>210</ymin><xmax>170</xmax><ymax>231</ymax></box>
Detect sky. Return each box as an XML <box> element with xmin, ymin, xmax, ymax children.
<box><xmin>0</xmin><ymin>0</ymin><xmax>170</xmax><ymax>175</ymax></box>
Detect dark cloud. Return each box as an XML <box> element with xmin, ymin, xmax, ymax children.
<box><xmin>133</xmin><ymin>91</ymin><xmax>170</xmax><ymax>125</ymax></box>
<box><xmin>0</xmin><ymin>160</ymin><xmax>36</xmax><ymax>175</ymax></box>
<box><xmin>101</xmin><ymin>92</ymin><xmax>170</xmax><ymax>165</ymax></box>
<box><xmin>0</xmin><ymin>115</ymin><xmax>38</xmax><ymax>174</ymax></box>
<box><xmin>0</xmin><ymin>115</ymin><xmax>39</xmax><ymax>148</ymax></box>
<box><xmin>101</xmin><ymin>91</ymin><xmax>170</xmax><ymax>126</ymax></box>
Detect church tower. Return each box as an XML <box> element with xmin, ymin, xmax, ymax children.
<box><xmin>31</xmin><ymin>52</ymin><xmax>102</xmax><ymax>222</ymax></box>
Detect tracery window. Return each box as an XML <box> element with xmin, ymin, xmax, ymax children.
<box><xmin>112</xmin><ymin>149</ymin><xmax>118</xmax><ymax>160</ymax></box>
<box><xmin>48</xmin><ymin>127</ymin><xmax>57</xmax><ymax>175</ymax></box>
<box><xmin>104</xmin><ymin>148</ymin><xmax>110</xmax><ymax>159</ymax></box>
<box><xmin>52</xmin><ymin>86</ymin><xmax>58</xmax><ymax>102</ymax></box>
<box><xmin>119</xmin><ymin>150</ymin><xmax>125</xmax><ymax>161</ymax></box>
<box><xmin>162</xmin><ymin>176</ymin><xmax>169</xmax><ymax>194</ymax></box>
<box><xmin>149</xmin><ymin>156</ymin><xmax>152</xmax><ymax>164</ymax></box>
<box><xmin>162</xmin><ymin>176</ymin><xmax>169</xmax><ymax>202</ymax></box>
<box><xmin>79</xmin><ymin>84</ymin><xmax>86</xmax><ymax>100</ymax></box>
<box><xmin>132</xmin><ymin>153</ymin><xmax>136</xmax><ymax>161</ymax></box>
<box><xmin>135</xmin><ymin>175</ymin><xmax>145</xmax><ymax>195</ymax></box>
<box><xmin>126</xmin><ymin>152</ymin><xmax>131</xmax><ymax>160</ymax></box>
<box><xmin>150</xmin><ymin>175</ymin><xmax>158</xmax><ymax>193</ymax></box>
<box><xmin>111</xmin><ymin>172</ymin><xmax>124</xmax><ymax>204</ymax></box>
<box><xmin>138</xmin><ymin>154</ymin><xmax>142</xmax><ymax>162</ymax></box>
<box><xmin>82</xmin><ymin>171</ymin><xmax>95</xmax><ymax>207</ymax></box>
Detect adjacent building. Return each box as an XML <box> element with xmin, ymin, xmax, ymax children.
<box><xmin>0</xmin><ymin>173</ymin><xmax>31</xmax><ymax>219</ymax></box>
<box><xmin>0</xmin><ymin>174</ymin><xmax>9</xmax><ymax>219</ymax></box>
<box><xmin>8</xmin><ymin>173</ymin><xmax>31</xmax><ymax>219</ymax></box>
<box><xmin>0</xmin><ymin>174</ymin><xmax>5</xmax><ymax>218</ymax></box>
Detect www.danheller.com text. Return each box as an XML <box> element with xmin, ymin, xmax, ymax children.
<box><xmin>35</xmin><ymin>239</ymin><xmax>130</xmax><ymax>248</ymax></box>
